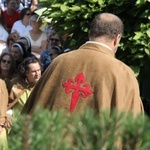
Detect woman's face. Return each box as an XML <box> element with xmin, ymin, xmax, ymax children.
<box><xmin>31</xmin><ymin>19</ymin><xmax>42</xmax><ymax>29</ymax></box>
<box><xmin>1</xmin><ymin>55</ymin><xmax>12</xmax><ymax>71</ymax></box>
<box><xmin>11</xmin><ymin>47</ymin><xmax>22</xmax><ymax>61</ymax></box>
<box><xmin>49</xmin><ymin>35</ymin><xmax>60</xmax><ymax>47</ymax></box>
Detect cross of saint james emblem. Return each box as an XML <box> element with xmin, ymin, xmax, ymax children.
<box><xmin>62</xmin><ymin>73</ymin><xmax>93</xmax><ymax>113</ymax></box>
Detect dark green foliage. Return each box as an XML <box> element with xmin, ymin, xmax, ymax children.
<box><xmin>8</xmin><ymin>107</ymin><xmax>150</xmax><ymax>150</ymax></box>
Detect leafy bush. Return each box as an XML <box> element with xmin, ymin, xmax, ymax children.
<box><xmin>8</xmin><ymin>107</ymin><xmax>150</xmax><ymax>150</ymax></box>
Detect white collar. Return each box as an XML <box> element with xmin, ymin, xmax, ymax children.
<box><xmin>86</xmin><ymin>41</ymin><xmax>113</xmax><ymax>52</ymax></box>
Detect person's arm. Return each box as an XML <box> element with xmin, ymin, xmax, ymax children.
<box><xmin>31</xmin><ymin>0</ymin><xmax>38</xmax><ymax>12</ymax></box>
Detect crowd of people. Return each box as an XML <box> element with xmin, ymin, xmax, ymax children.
<box><xmin>0</xmin><ymin>0</ymin><xmax>66</xmax><ymax>149</ymax></box>
<box><xmin>0</xmin><ymin>0</ymin><xmax>145</xmax><ymax>149</ymax></box>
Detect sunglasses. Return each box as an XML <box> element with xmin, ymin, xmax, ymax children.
<box><xmin>25</xmin><ymin>13</ymin><xmax>31</xmax><ymax>16</ymax></box>
<box><xmin>50</xmin><ymin>38</ymin><xmax>59</xmax><ymax>42</ymax></box>
<box><xmin>1</xmin><ymin>59</ymin><xmax>11</xmax><ymax>64</ymax></box>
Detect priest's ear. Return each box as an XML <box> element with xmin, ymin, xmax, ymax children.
<box><xmin>114</xmin><ymin>34</ymin><xmax>121</xmax><ymax>47</ymax></box>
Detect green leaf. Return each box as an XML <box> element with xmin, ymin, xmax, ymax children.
<box><xmin>34</xmin><ymin>7</ymin><xmax>47</xmax><ymax>16</ymax></box>
<box><xmin>134</xmin><ymin>53</ymin><xmax>144</xmax><ymax>59</ymax></box>
<box><xmin>69</xmin><ymin>5</ymin><xmax>81</xmax><ymax>11</ymax></box>
<box><xmin>60</xmin><ymin>4</ymin><xmax>68</xmax><ymax>12</ymax></box>
<box><xmin>129</xmin><ymin>65</ymin><xmax>140</xmax><ymax>77</ymax></box>
<box><xmin>133</xmin><ymin>32</ymin><xmax>143</xmax><ymax>40</ymax></box>
<box><xmin>136</xmin><ymin>0</ymin><xmax>146</xmax><ymax>5</ymax></box>
<box><xmin>144</xmin><ymin>48</ymin><xmax>150</xmax><ymax>56</ymax></box>
<box><xmin>86</xmin><ymin>0</ymin><xmax>98</xmax><ymax>3</ymax></box>
<box><xmin>146</xmin><ymin>30</ymin><xmax>150</xmax><ymax>38</ymax></box>
<box><xmin>98</xmin><ymin>0</ymin><xmax>104</xmax><ymax>5</ymax></box>
<box><xmin>131</xmin><ymin>48</ymin><xmax>137</xmax><ymax>54</ymax></box>
<box><xmin>51</xmin><ymin>3</ymin><xmax>61</xmax><ymax>8</ymax></box>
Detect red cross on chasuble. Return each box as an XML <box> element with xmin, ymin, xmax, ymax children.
<box><xmin>62</xmin><ymin>73</ymin><xmax>93</xmax><ymax>113</ymax></box>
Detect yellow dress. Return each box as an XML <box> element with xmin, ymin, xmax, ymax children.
<box><xmin>0</xmin><ymin>128</ymin><xmax>8</xmax><ymax>150</ymax></box>
<box><xmin>13</xmin><ymin>89</ymin><xmax>31</xmax><ymax>116</ymax></box>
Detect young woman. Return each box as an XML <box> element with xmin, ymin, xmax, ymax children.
<box><xmin>25</xmin><ymin>14</ymin><xmax>48</xmax><ymax>59</ymax></box>
<box><xmin>11</xmin><ymin>42</ymin><xmax>27</xmax><ymax>70</ymax></box>
<box><xmin>0</xmin><ymin>53</ymin><xmax>17</xmax><ymax>92</ymax></box>
<box><xmin>40</xmin><ymin>32</ymin><xmax>62</xmax><ymax>73</ymax></box>
<box><xmin>11</xmin><ymin>8</ymin><xmax>32</xmax><ymax>37</ymax></box>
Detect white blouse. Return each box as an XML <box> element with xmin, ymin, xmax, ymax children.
<box><xmin>0</xmin><ymin>25</ymin><xmax>8</xmax><ymax>42</ymax></box>
<box><xmin>25</xmin><ymin>30</ymin><xmax>47</xmax><ymax>48</ymax></box>
<box><xmin>11</xmin><ymin>20</ymin><xmax>32</xmax><ymax>37</ymax></box>
<box><xmin>0</xmin><ymin>25</ymin><xmax>8</xmax><ymax>55</ymax></box>
<box><xmin>25</xmin><ymin>30</ymin><xmax>47</xmax><ymax>58</ymax></box>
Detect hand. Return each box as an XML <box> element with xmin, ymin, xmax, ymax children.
<box><xmin>4</xmin><ymin>120</ymin><xmax>12</xmax><ymax>128</ymax></box>
<box><xmin>31</xmin><ymin>5</ymin><xmax>37</xmax><ymax>12</ymax></box>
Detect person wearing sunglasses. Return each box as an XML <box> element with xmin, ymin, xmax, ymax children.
<box><xmin>40</xmin><ymin>32</ymin><xmax>61</xmax><ymax>73</ymax></box>
<box><xmin>8</xmin><ymin>56</ymin><xmax>42</xmax><ymax>114</ymax></box>
<box><xmin>0</xmin><ymin>53</ymin><xmax>18</xmax><ymax>92</ymax></box>
<box><xmin>49</xmin><ymin>33</ymin><xmax>61</xmax><ymax>48</ymax></box>
<box><xmin>41</xmin><ymin>45</ymin><xmax>63</xmax><ymax>74</ymax></box>
<box><xmin>11</xmin><ymin>8</ymin><xmax>32</xmax><ymax>37</ymax></box>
